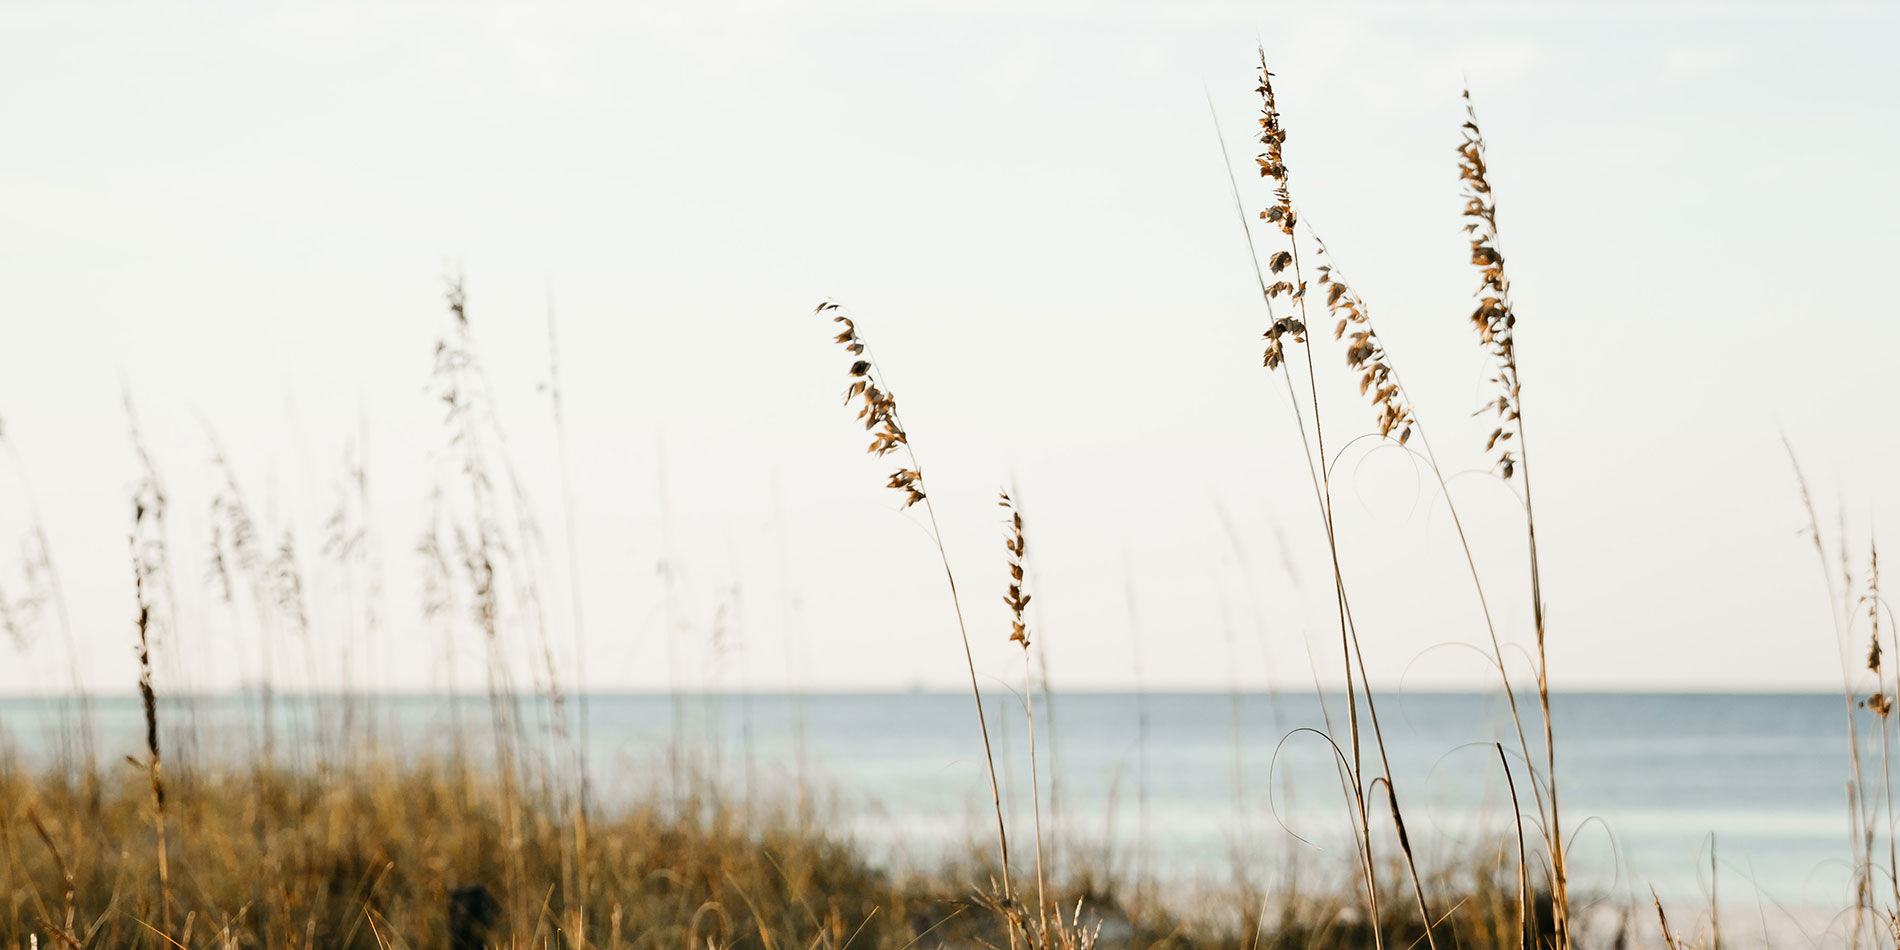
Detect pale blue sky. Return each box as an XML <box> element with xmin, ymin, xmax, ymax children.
<box><xmin>0</xmin><ymin>0</ymin><xmax>1895</xmax><ymax>695</ymax></box>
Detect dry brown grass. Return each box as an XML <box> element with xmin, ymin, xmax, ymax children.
<box><xmin>0</xmin><ymin>757</ymin><xmax>1578</xmax><ymax>950</ymax></box>
<box><xmin>3</xmin><ymin>761</ymin><xmax>894</xmax><ymax>949</ymax></box>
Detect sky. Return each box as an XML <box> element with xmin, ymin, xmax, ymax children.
<box><xmin>0</xmin><ymin>0</ymin><xmax>1896</xmax><ymax>696</ymax></box>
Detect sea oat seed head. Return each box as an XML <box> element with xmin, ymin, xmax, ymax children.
<box><xmin>816</xmin><ymin>302</ymin><xmax>925</xmax><ymax>509</ymax></box>
<box><xmin>1309</xmin><ymin>234</ymin><xmax>1416</xmax><ymax>444</ymax></box>
<box><xmin>999</xmin><ymin>491</ymin><xmax>1032</xmax><ymax>649</ymax></box>
<box><xmin>1458</xmin><ymin>91</ymin><xmax>1523</xmax><ymax>478</ymax></box>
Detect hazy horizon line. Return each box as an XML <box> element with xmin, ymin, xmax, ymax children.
<box><xmin>0</xmin><ymin>685</ymin><xmax>1856</xmax><ymax>700</ymax></box>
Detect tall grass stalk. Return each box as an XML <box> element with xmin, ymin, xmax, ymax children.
<box><xmin>546</xmin><ymin>287</ymin><xmax>592</xmax><ymax>941</ymax></box>
<box><xmin>1000</xmin><ymin>489</ymin><xmax>1050</xmax><ymax>943</ymax></box>
<box><xmin>128</xmin><ymin>409</ymin><xmax>173</xmax><ymax>938</ymax></box>
<box><xmin>1861</xmin><ymin>536</ymin><xmax>1900</xmax><ymax>934</ymax></box>
<box><xmin>431</xmin><ymin>278</ymin><xmax>529</xmax><ymax>916</ymax></box>
<box><xmin>1496</xmin><ymin>744</ymin><xmax>1529</xmax><ymax>950</ymax></box>
<box><xmin>1458</xmin><ymin>89</ymin><xmax>1570</xmax><ymax>946</ymax></box>
<box><xmin>1877</xmin><ymin>538</ymin><xmax>1900</xmax><ymax>918</ymax></box>
<box><xmin>1119</xmin><ymin>558</ymin><xmax>1153</xmax><ymax>899</ymax></box>
<box><xmin>1783</xmin><ymin>443</ymin><xmax>1871</xmax><ymax>931</ymax></box>
<box><xmin>1209</xmin><ymin>86</ymin><xmax>1378</xmax><ymax>938</ymax></box>
<box><xmin>1035</xmin><ymin>605</ymin><xmax>1062</xmax><ymax>885</ymax></box>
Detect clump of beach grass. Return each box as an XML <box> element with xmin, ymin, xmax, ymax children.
<box><xmin>1207</xmin><ymin>48</ymin><xmax>1589</xmax><ymax>949</ymax></box>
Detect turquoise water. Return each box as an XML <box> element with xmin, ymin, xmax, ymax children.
<box><xmin>0</xmin><ymin>690</ymin><xmax>1867</xmax><ymax>911</ymax></box>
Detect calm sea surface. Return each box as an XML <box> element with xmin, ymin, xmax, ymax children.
<box><xmin>0</xmin><ymin>691</ymin><xmax>1866</xmax><ymax>910</ymax></box>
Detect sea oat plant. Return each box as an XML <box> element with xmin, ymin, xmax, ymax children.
<box><xmin>1866</xmin><ymin>541</ymin><xmax>1899</xmax><ymax>922</ymax></box>
<box><xmin>1854</xmin><ymin>533</ymin><xmax>1900</xmax><ymax>940</ymax></box>
<box><xmin>813</xmin><ymin>300</ymin><xmax>1016</xmax><ymax>933</ymax></box>
<box><xmin>428</xmin><ymin>278</ymin><xmax>531</xmax><ymax>922</ymax></box>
<box><xmin>128</xmin><ymin>405</ymin><xmax>173</xmax><ymax>938</ymax></box>
<box><xmin>1251</xmin><ymin>56</ymin><xmax>1374</xmax><ymax>918</ymax></box>
<box><xmin>546</xmin><ymin>294</ymin><xmax>594</xmax><ymax>941</ymax></box>
<box><xmin>1248</xmin><ymin>52</ymin><xmax>1440</xmax><ymax>949</ymax></box>
<box><xmin>1862</xmin><ymin>539</ymin><xmax>1892</xmax><ymax>915</ymax></box>
<box><xmin>1000</xmin><ymin>489</ymin><xmax>1051</xmax><ymax>945</ymax></box>
<box><xmin>1458</xmin><ymin>89</ymin><xmax>1571</xmax><ymax>945</ymax></box>
<box><xmin>1786</xmin><ymin>446</ymin><xmax>1877</xmax><ymax>938</ymax></box>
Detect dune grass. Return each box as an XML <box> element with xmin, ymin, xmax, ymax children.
<box><xmin>0</xmin><ymin>757</ymin><xmax>1563</xmax><ymax>950</ymax></box>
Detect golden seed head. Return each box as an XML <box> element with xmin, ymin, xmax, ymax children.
<box><xmin>1311</xmin><ymin>234</ymin><xmax>1415</xmax><ymax>445</ymax></box>
<box><xmin>818</xmin><ymin>301</ymin><xmax>925</xmax><ymax>509</ymax></box>
<box><xmin>1253</xmin><ymin>52</ymin><xmax>1312</xmax><ymax>374</ymax></box>
<box><xmin>1459</xmin><ymin>91</ymin><xmax>1522</xmax><ymax>480</ymax></box>
<box><xmin>1254</xmin><ymin>50</ymin><xmax>1295</xmax><ymax>236</ymax></box>
<box><xmin>998</xmin><ymin>490</ymin><xmax>1032</xmax><ymax>649</ymax></box>
<box><xmin>1869</xmin><ymin>541</ymin><xmax>1883</xmax><ymax>633</ymax></box>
